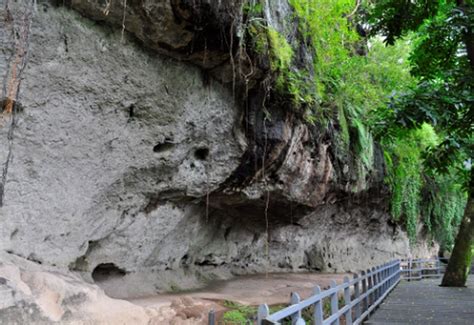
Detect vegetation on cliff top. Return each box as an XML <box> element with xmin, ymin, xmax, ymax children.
<box><xmin>243</xmin><ymin>0</ymin><xmax>469</xmax><ymax>251</ymax></box>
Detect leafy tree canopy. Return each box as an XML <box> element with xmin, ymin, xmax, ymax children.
<box><xmin>367</xmin><ymin>0</ymin><xmax>473</xmax><ymax>286</ymax></box>
<box><xmin>369</xmin><ymin>0</ymin><xmax>473</xmax><ymax>186</ymax></box>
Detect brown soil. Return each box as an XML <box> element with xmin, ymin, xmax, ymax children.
<box><xmin>128</xmin><ymin>272</ymin><xmax>351</xmax><ymax>324</ymax></box>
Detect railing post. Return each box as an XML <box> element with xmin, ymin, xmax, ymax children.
<box><xmin>208</xmin><ymin>309</ymin><xmax>215</xmax><ymax>325</ymax></box>
<box><xmin>371</xmin><ymin>267</ymin><xmax>377</xmax><ymax>302</ymax></box>
<box><xmin>377</xmin><ymin>266</ymin><xmax>382</xmax><ymax>298</ymax></box>
<box><xmin>313</xmin><ymin>286</ymin><xmax>324</xmax><ymax>325</ymax></box>
<box><xmin>409</xmin><ymin>258</ymin><xmax>412</xmax><ymax>281</ymax></box>
<box><xmin>353</xmin><ymin>273</ymin><xmax>361</xmax><ymax>320</ymax></box>
<box><xmin>290</xmin><ymin>292</ymin><xmax>302</xmax><ymax>325</ymax></box>
<box><xmin>343</xmin><ymin>276</ymin><xmax>353</xmax><ymax>325</ymax></box>
<box><xmin>386</xmin><ymin>262</ymin><xmax>390</xmax><ymax>286</ymax></box>
<box><xmin>437</xmin><ymin>258</ymin><xmax>441</xmax><ymax>278</ymax></box>
<box><xmin>389</xmin><ymin>262</ymin><xmax>392</xmax><ymax>287</ymax></box>
<box><xmin>375</xmin><ymin>266</ymin><xmax>380</xmax><ymax>300</ymax></box>
<box><xmin>362</xmin><ymin>270</ymin><xmax>368</xmax><ymax>312</ymax></box>
<box><xmin>382</xmin><ymin>263</ymin><xmax>386</xmax><ymax>294</ymax></box>
<box><xmin>257</xmin><ymin>304</ymin><xmax>270</xmax><ymax>325</ymax></box>
<box><xmin>415</xmin><ymin>259</ymin><xmax>419</xmax><ymax>279</ymax></box>
<box><xmin>391</xmin><ymin>261</ymin><xmax>394</xmax><ymax>283</ymax></box>
<box><xmin>396</xmin><ymin>261</ymin><xmax>402</xmax><ymax>281</ymax></box>
<box><xmin>330</xmin><ymin>280</ymin><xmax>340</xmax><ymax>325</ymax></box>
<box><xmin>398</xmin><ymin>260</ymin><xmax>401</xmax><ymax>282</ymax></box>
<box><xmin>389</xmin><ymin>262</ymin><xmax>393</xmax><ymax>287</ymax></box>
<box><xmin>367</xmin><ymin>268</ymin><xmax>373</xmax><ymax>306</ymax></box>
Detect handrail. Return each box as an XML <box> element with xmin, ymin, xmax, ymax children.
<box><xmin>257</xmin><ymin>259</ymin><xmax>401</xmax><ymax>325</ymax></box>
<box><xmin>401</xmin><ymin>258</ymin><xmax>443</xmax><ymax>281</ymax></box>
<box><xmin>400</xmin><ymin>257</ymin><xmax>474</xmax><ymax>281</ymax></box>
<box><xmin>207</xmin><ymin>257</ymin><xmax>471</xmax><ymax>324</ymax></box>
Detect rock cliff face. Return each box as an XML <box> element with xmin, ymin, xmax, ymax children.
<box><xmin>0</xmin><ymin>0</ymin><xmax>435</xmax><ymax>322</ymax></box>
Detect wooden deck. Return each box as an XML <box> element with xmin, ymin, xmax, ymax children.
<box><xmin>366</xmin><ymin>276</ymin><xmax>474</xmax><ymax>325</ymax></box>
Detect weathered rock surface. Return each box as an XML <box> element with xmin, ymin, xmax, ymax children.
<box><xmin>0</xmin><ymin>252</ymin><xmax>213</xmax><ymax>324</ymax></box>
<box><xmin>0</xmin><ymin>0</ymin><xmax>436</xmax><ymax>322</ymax></box>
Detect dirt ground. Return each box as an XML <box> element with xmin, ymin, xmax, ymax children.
<box><xmin>128</xmin><ymin>272</ymin><xmax>350</xmax><ymax>324</ymax></box>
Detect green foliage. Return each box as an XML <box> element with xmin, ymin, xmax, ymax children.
<box><xmin>409</xmin><ymin>2</ymin><xmax>461</xmax><ymax>78</ymax></box>
<box><xmin>289</xmin><ymin>0</ymin><xmax>359</xmax><ymax>98</ymax></box>
<box><xmin>369</xmin><ymin>0</ymin><xmax>472</xmax><ymax>253</ymax></box>
<box><xmin>424</xmin><ymin>173</ymin><xmax>468</xmax><ymax>251</ymax></box>
<box><xmin>381</xmin><ymin>122</ymin><xmax>466</xmax><ymax>245</ymax></box>
<box><xmin>336</xmin><ymin>38</ymin><xmax>415</xmax><ymax>182</ymax></box>
<box><xmin>243</xmin><ymin>2</ymin><xmax>263</xmax><ymax>16</ymax></box>
<box><xmin>267</xmin><ymin>27</ymin><xmax>294</xmax><ymax>91</ymax></box>
<box><xmin>368</xmin><ymin>0</ymin><xmax>441</xmax><ymax>44</ymax></box>
<box><xmin>285</xmin><ymin>1</ymin><xmax>420</xmax><ymax>182</ymax></box>
<box><xmin>244</xmin><ymin>8</ymin><xmax>315</xmax><ymax>108</ymax></box>
<box><xmin>221</xmin><ymin>301</ymin><xmax>287</xmax><ymax>324</ymax></box>
<box><xmin>243</xmin><ymin>0</ymin><xmax>470</xmax><ymax>246</ymax></box>
<box><xmin>222</xmin><ymin>310</ymin><xmax>248</xmax><ymax>324</ymax></box>
<box><xmin>369</xmin><ymin>0</ymin><xmax>473</xmax><ymax>181</ymax></box>
<box><xmin>222</xmin><ymin>301</ymin><xmax>255</xmax><ymax>324</ymax></box>
<box><xmin>383</xmin><ymin>124</ymin><xmax>437</xmax><ymax>241</ymax></box>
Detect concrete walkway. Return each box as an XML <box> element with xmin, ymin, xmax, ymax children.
<box><xmin>366</xmin><ymin>276</ymin><xmax>474</xmax><ymax>325</ymax></box>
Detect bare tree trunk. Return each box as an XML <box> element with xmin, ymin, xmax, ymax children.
<box><xmin>441</xmin><ymin>171</ymin><xmax>474</xmax><ymax>286</ymax></box>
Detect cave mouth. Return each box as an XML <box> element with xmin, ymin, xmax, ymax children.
<box><xmin>91</xmin><ymin>263</ymin><xmax>127</xmax><ymax>283</ymax></box>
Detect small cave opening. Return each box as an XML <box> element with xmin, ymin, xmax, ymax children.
<box><xmin>91</xmin><ymin>263</ymin><xmax>127</xmax><ymax>283</ymax></box>
<box><xmin>153</xmin><ymin>140</ymin><xmax>174</xmax><ymax>153</ymax></box>
<box><xmin>194</xmin><ymin>147</ymin><xmax>209</xmax><ymax>160</ymax></box>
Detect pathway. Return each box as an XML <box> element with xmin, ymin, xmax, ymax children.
<box><xmin>366</xmin><ymin>276</ymin><xmax>474</xmax><ymax>325</ymax></box>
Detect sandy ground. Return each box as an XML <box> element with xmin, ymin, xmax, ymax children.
<box><xmin>131</xmin><ymin>272</ymin><xmax>350</xmax><ymax>307</ymax></box>
<box><xmin>127</xmin><ymin>272</ymin><xmax>350</xmax><ymax>323</ymax></box>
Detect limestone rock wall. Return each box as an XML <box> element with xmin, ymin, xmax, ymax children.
<box><xmin>0</xmin><ymin>0</ymin><xmax>436</xmax><ymax>312</ymax></box>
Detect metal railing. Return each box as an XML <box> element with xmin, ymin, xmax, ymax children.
<box><xmin>208</xmin><ymin>257</ymin><xmax>474</xmax><ymax>324</ymax></box>
<box><xmin>400</xmin><ymin>257</ymin><xmax>474</xmax><ymax>281</ymax></box>
<box><xmin>401</xmin><ymin>258</ymin><xmax>442</xmax><ymax>281</ymax></box>
<box><xmin>254</xmin><ymin>260</ymin><xmax>401</xmax><ymax>325</ymax></box>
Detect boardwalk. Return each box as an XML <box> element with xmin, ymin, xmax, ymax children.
<box><xmin>366</xmin><ymin>276</ymin><xmax>474</xmax><ymax>325</ymax></box>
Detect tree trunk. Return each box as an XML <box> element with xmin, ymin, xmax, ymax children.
<box><xmin>441</xmin><ymin>0</ymin><xmax>474</xmax><ymax>288</ymax></box>
<box><xmin>441</xmin><ymin>171</ymin><xmax>474</xmax><ymax>287</ymax></box>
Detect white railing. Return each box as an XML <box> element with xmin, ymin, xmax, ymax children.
<box><xmin>401</xmin><ymin>257</ymin><xmax>474</xmax><ymax>281</ymax></box>
<box><xmin>208</xmin><ymin>257</ymin><xmax>470</xmax><ymax>324</ymax></box>
<box><xmin>256</xmin><ymin>260</ymin><xmax>401</xmax><ymax>325</ymax></box>
<box><xmin>401</xmin><ymin>258</ymin><xmax>442</xmax><ymax>280</ymax></box>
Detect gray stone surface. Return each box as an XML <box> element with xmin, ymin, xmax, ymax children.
<box><xmin>0</xmin><ymin>0</ymin><xmax>436</xmax><ymax>309</ymax></box>
<box><xmin>0</xmin><ymin>2</ymin><xmax>241</xmax><ymax>267</ymax></box>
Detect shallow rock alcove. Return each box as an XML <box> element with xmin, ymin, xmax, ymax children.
<box><xmin>92</xmin><ymin>263</ymin><xmax>127</xmax><ymax>283</ymax></box>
